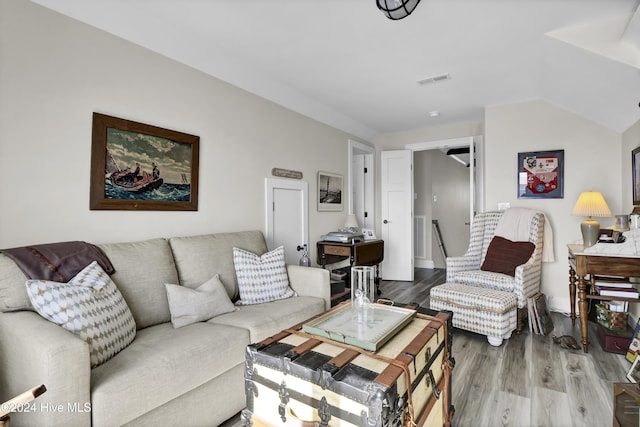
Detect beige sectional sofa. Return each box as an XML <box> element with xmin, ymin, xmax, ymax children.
<box><xmin>0</xmin><ymin>230</ymin><xmax>330</xmax><ymax>426</ymax></box>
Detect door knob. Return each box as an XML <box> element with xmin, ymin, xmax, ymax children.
<box><xmin>383</xmin><ymin>219</ymin><xmax>390</xmax><ymax>224</ymax></box>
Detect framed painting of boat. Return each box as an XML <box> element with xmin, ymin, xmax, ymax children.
<box><xmin>90</xmin><ymin>113</ymin><xmax>199</xmax><ymax>211</ymax></box>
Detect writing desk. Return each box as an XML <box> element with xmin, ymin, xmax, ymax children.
<box><xmin>317</xmin><ymin>239</ymin><xmax>384</xmax><ymax>295</ymax></box>
<box><xmin>567</xmin><ymin>244</ymin><xmax>640</xmax><ymax>353</ymax></box>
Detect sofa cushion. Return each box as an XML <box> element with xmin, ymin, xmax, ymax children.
<box><xmin>90</xmin><ymin>322</ymin><xmax>249</xmax><ymax>427</ymax></box>
<box><xmin>25</xmin><ymin>261</ymin><xmax>136</xmax><ymax>368</ymax></box>
<box><xmin>481</xmin><ymin>236</ymin><xmax>535</xmax><ymax>277</ymax></box>
<box><xmin>165</xmin><ymin>274</ymin><xmax>236</xmax><ymax>328</ymax></box>
<box><xmin>449</xmin><ymin>270</ymin><xmax>516</xmax><ymax>293</ymax></box>
<box><xmin>233</xmin><ymin>246</ymin><xmax>296</xmax><ymax>305</ymax></box>
<box><xmin>98</xmin><ymin>238</ymin><xmax>178</xmax><ymax>329</ymax></box>
<box><xmin>209</xmin><ymin>295</ymin><xmax>325</xmax><ymax>342</ymax></box>
<box><xmin>0</xmin><ymin>253</ymin><xmax>32</xmax><ymax>312</ymax></box>
<box><xmin>168</xmin><ymin>231</ymin><xmax>268</xmax><ymax>300</ymax></box>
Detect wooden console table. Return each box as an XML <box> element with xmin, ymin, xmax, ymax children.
<box><xmin>567</xmin><ymin>244</ymin><xmax>640</xmax><ymax>353</ymax></box>
<box><xmin>317</xmin><ymin>239</ymin><xmax>384</xmax><ymax>295</ymax></box>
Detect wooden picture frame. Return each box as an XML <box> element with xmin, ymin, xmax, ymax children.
<box><xmin>517</xmin><ymin>149</ymin><xmax>564</xmax><ymax>199</ymax></box>
<box><xmin>90</xmin><ymin>113</ymin><xmax>199</xmax><ymax>211</ymax></box>
<box><xmin>628</xmin><ymin>356</ymin><xmax>640</xmax><ymax>383</ymax></box>
<box><xmin>632</xmin><ymin>146</ymin><xmax>640</xmax><ymax>208</ymax></box>
<box><xmin>318</xmin><ymin>171</ymin><xmax>343</xmax><ymax>212</ymax></box>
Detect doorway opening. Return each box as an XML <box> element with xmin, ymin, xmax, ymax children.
<box><xmin>380</xmin><ymin>138</ymin><xmax>482</xmax><ymax>281</ymax></box>
<box><xmin>407</xmin><ymin>136</ymin><xmax>483</xmax><ymax>269</ymax></box>
<box><xmin>348</xmin><ymin>139</ymin><xmax>375</xmax><ymax>229</ymax></box>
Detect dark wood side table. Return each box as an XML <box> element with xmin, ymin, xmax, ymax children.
<box><xmin>317</xmin><ymin>239</ymin><xmax>384</xmax><ymax>298</ymax></box>
<box><xmin>567</xmin><ymin>244</ymin><xmax>640</xmax><ymax>353</ymax></box>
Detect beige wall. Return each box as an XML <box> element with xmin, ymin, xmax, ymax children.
<box><xmin>485</xmin><ymin>100</ymin><xmax>623</xmax><ymax>312</ymax></box>
<box><xmin>376</xmin><ymin>100</ymin><xmax>630</xmax><ymax>313</ymax></box>
<box><xmin>0</xmin><ymin>0</ymin><xmax>360</xmax><ymax>264</ymax></box>
<box><xmin>375</xmin><ymin>121</ymin><xmax>485</xmax><ymax>147</ymax></box>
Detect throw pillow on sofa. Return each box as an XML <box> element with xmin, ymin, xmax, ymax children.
<box><xmin>233</xmin><ymin>246</ymin><xmax>296</xmax><ymax>305</ymax></box>
<box><xmin>480</xmin><ymin>236</ymin><xmax>535</xmax><ymax>277</ymax></box>
<box><xmin>165</xmin><ymin>274</ymin><xmax>237</xmax><ymax>328</ymax></box>
<box><xmin>25</xmin><ymin>261</ymin><xmax>136</xmax><ymax>368</ymax></box>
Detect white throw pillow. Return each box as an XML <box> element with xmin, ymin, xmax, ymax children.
<box><xmin>25</xmin><ymin>261</ymin><xmax>136</xmax><ymax>368</ymax></box>
<box><xmin>233</xmin><ymin>246</ymin><xmax>296</xmax><ymax>305</ymax></box>
<box><xmin>165</xmin><ymin>274</ymin><xmax>236</xmax><ymax>328</ymax></box>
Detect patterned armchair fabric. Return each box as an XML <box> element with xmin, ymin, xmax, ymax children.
<box><xmin>445</xmin><ymin>210</ymin><xmax>544</xmax><ymax>308</ymax></box>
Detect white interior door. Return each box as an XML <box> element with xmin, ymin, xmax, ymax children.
<box><xmin>265</xmin><ymin>178</ymin><xmax>308</xmax><ymax>265</ymax></box>
<box><xmin>381</xmin><ymin>150</ymin><xmax>413</xmax><ymax>281</ymax></box>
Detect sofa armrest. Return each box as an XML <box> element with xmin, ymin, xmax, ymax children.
<box><xmin>0</xmin><ymin>311</ymin><xmax>91</xmax><ymax>426</ymax></box>
<box><xmin>287</xmin><ymin>265</ymin><xmax>331</xmax><ymax>310</ymax></box>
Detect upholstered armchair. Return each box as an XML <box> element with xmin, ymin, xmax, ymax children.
<box><xmin>431</xmin><ymin>209</ymin><xmax>545</xmax><ymax>345</ymax></box>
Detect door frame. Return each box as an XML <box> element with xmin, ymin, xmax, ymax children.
<box><xmin>348</xmin><ymin>139</ymin><xmax>375</xmax><ymax>228</ymax></box>
<box><xmin>264</xmin><ymin>178</ymin><xmax>309</xmax><ymax>251</ymax></box>
<box><xmin>405</xmin><ymin>136</ymin><xmax>484</xmax><ymax>225</ymax></box>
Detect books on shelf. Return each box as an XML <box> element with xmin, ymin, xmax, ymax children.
<box><xmin>527</xmin><ymin>292</ymin><xmax>554</xmax><ymax>335</ymax></box>
<box><xmin>595</xmin><ymin>280</ymin><xmax>636</xmax><ymax>289</ymax></box>
<box><xmin>606</xmin><ymin>300</ymin><xmax>629</xmax><ymax>312</ymax></box>
<box><xmin>595</xmin><ymin>284</ymin><xmax>640</xmax><ymax>299</ymax></box>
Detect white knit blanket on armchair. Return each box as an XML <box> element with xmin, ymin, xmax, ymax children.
<box><xmin>494</xmin><ymin>207</ymin><xmax>555</xmax><ymax>262</ymax></box>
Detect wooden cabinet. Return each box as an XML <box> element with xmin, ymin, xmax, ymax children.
<box><xmin>317</xmin><ymin>240</ymin><xmax>384</xmax><ymax>306</ymax></box>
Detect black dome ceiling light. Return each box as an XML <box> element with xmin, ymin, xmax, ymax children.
<box><xmin>377</xmin><ymin>0</ymin><xmax>422</xmax><ymax>20</ymax></box>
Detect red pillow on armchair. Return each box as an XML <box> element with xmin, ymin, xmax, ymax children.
<box><xmin>480</xmin><ymin>236</ymin><xmax>535</xmax><ymax>277</ymax></box>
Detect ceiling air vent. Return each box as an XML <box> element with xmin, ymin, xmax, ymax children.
<box><xmin>417</xmin><ymin>73</ymin><xmax>451</xmax><ymax>85</ymax></box>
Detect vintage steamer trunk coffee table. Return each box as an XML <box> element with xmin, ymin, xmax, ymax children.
<box><xmin>241</xmin><ymin>302</ymin><xmax>454</xmax><ymax>427</ymax></box>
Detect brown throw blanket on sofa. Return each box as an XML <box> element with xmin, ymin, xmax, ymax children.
<box><xmin>2</xmin><ymin>241</ymin><xmax>115</xmax><ymax>282</ymax></box>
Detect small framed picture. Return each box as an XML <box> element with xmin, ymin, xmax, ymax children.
<box><xmin>627</xmin><ymin>355</ymin><xmax>640</xmax><ymax>383</ymax></box>
<box><xmin>362</xmin><ymin>228</ymin><xmax>377</xmax><ymax>240</ymax></box>
<box><xmin>318</xmin><ymin>171</ymin><xmax>343</xmax><ymax>212</ymax></box>
<box><xmin>517</xmin><ymin>149</ymin><xmax>564</xmax><ymax>199</ymax></box>
<box><xmin>633</xmin><ymin>146</ymin><xmax>640</xmax><ymax>206</ymax></box>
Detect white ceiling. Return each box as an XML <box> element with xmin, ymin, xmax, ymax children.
<box><xmin>32</xmin><ymin>0</ymin><xmax>640</xmax><ymax>141</ymax></box>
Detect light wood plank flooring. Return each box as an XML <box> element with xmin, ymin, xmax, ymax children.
<box><xmin>222</xmin><ymin>268</ymin><xmax>631</xmax><ymax>427</ymax></box>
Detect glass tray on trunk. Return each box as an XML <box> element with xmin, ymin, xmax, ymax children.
<box><xmin>302</xmin><ymin>302</ymin><xmax>416</xmax><ymax>352</ymax></box>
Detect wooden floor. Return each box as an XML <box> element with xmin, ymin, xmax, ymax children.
<box><xmin>222</xmin><ymin>268</ymin><xmax>631</xmax><ymax>427</ymax></box>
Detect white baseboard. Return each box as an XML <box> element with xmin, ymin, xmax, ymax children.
<box><xmin>415</xmin><ymin>258</ymin><xmax>435</xmax><ymax>269</ymax></box>
<box><xmin>547</xmin><ymin>295</ymin><xmax>572</xmax><ymax>315</ymax></box>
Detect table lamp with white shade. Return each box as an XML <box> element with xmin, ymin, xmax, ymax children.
<box><xmin>571</xmin><ymin>191</ymin><xmax>612</xmax><ymax>247</ymax></box>
<box><xmin>344</xmin><ymin>214</ymin><xmax>359</xmax><ymax>229</ymax></box>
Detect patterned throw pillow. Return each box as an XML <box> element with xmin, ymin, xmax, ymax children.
<box><xmin>25</xmin><ymin>261</ymin><xmax>136</xmax><ymax>368</ymax></box>
<box><xmin>233</xmin><ymin>246</ymin><xmax>296</xmax><ymax>305</ymax></box>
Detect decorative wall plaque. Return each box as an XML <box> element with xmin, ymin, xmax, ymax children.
<box><xmin>271</xmin><ymin>168</ymin><xmax>303</xmax><ymax>180</ymax></box>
